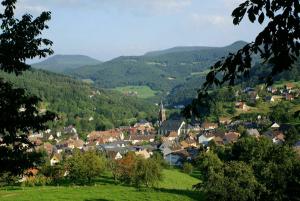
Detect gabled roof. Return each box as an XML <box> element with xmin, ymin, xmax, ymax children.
<box><xmin>246</xmin><ymin>129</ymin><xmax>260</xmax><ymax>137</ymax></box>
<box><xmin>224</xmin><ymin>132</ymin><xmax>240</xmax><ymax>143</ymax></box>
<box><xmin>127</xmin><ymin>134</ymin><xmax>155</xmax><ymax>141</ymax></box>
<box><xmin>167</xmin><ymin>131</ymin><xmax>178</xmax><ymax>138</ymax></box>
<box><xmin>160</xmin><ymin>119</ymin><xmax>185</xmax><ymax>131</ymax></box>
<box><xmin>271</xmin><ymin>122</ymin><xmax>280</xmax><ymax>128</ymax></box>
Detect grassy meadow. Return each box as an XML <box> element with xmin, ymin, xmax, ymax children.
<box><xmin>114</xmin><ymin>85</ymin><xmax>158</xmax><ymax>99</ymax></box>
<box><xmin>0</xmin><ymin>169</ymin><xmax>203</xmax><ymax>201</ymax></box>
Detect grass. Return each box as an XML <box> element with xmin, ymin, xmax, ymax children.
<box><xmin>114</xmin><ymin>85</ymin><xmax>158</xmax><ymax>99</ymax></box>
<box><xmin>273</xmin><ymin>80</ymin><xmax>300</xmax><ymax>88</ymax></box>
<box><xmin>0</xmin><ymin>169</ymin><xmax>203</xmax><ymax>201</ymax></box>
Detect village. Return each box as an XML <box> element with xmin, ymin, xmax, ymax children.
<box><xmin>28</xmin><ymin>83</ymin><xmax>300</xmax><ymax>168</ymax></box>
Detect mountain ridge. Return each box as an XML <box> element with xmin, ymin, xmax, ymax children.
<box><xmin>32</xmin><ymin>54</ymin><xmax>102</xmax><ymax>73</ymax></box>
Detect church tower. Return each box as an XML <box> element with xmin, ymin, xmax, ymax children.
<box><xmin>159</xmin><ymin>101</ymin><xmax>166</xmax><ymax>124</ymax></box>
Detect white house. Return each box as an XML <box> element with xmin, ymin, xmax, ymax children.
<box><xmin>198</xmin><ymin>133</ymin><xmax>215</xmax><ymax>146</ymax></box>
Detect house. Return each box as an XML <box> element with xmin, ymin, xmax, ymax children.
<box><xmin>165</xmin><ymin>150</ymin><xmax>190</xmax><ymax>166</ymax></box>
<box><xmin>187</xmin><ymin>124</ymin><xmax>202</xmax><ymax>132</ymax></box>
<box><xmin>267</xmin><ymin>86</ymin><xmax>277</xmax><ymax>94</ymax></box>
<box><xmin>263</xmin><ymin>130</ymin><xmax>285</xmax><ymax>144</ymax></box>
<box><xmin>158</xmin><ymin>119</ymin><xmax>186</xmax><ymax>136</ymax></box>
<box><xmin>198</xmin><ymin>133</ymin><xmax>215</xmax><ymax>146</ymax></box>
<box><xmin>219</xmin><ymin>117</ymin><xmax>232</xmax><ymax>125</ymax></box>
<box><xmin>180</xmin><ymin>138</ymin><xmax>197</xmax><ymax>149</ymax></box>
<box><xmin>246</xmin><ymin>129</ymin><xmax>260</xmax><ymax>137</ymax></box>
<box><xmin>101</xmin><ymin>141</ymin><xmax>130</xmax><ymax>149</ymax></box>
<box><xmin>224</xmin><ymin>132</ymin><xmax>240</xmax><ymax>144</ymax></box>
<box><xmin>87</xmin><ymin>130</ymin><xmax>124</xmax><ymax>144</ymax></box>
<box><xmin>201</xmin><ymin>122</ymin><xmax>218</xmax><ymax>130</ymax></box>
<box><xmin>133</xmin><ymin>120</ymin><xmax>154</xmax><ymax>135</ymax></box>
<box><xmin>249</xmin><ymin>91</ymin><xmax>260</xmax><ymax>101</ymax></box>
<box><xmin>213</xmin><ymin>136</ymin><xmax>224</xmax><ymax>146</ymax></box>
<box><xmin>159</xmin><ymin>143</ymin><xmax>173</xmax><ymax>157</ymax></box>
<box><xmin>107</xmin><ymin>151</ymin><xmax>123</xmax><ymax>160</ymax></box>
<box><xmin>164</xmin><ymin>131</ymin><xmax>178</xmax><ymax>141</ymax></box>
<box><xmin>72</xmin><ymin>139</ymin><xmax>85</xmax><ymax>149</ymax></box>
<box><xmin>42</xmin><ymin>142</ymin><xmax>54</xmax><ymax>156</ymax></box>
<box><xmin>285</xmin><ymin>94</ymin><xmax>294</xmax><ymax>101</ymax></box>
<box><xmin>134</xmin><ymin>119</ymin><xmax>152</xmax><ymax>128</ymax></box>
<box><xmin>265</xmin><ymin>96</ymin><xmax>275</xmax><ymax>102</ymax></box>
<box><xmin>64</xmin><ymin>125</ymin><xmax>77</xmax><ymax>135</ymax></box>
<box><xmin>270</xmin><ymin>122</ymin><xmax>280</xmax><ymax>129</ymax></box>
<box><xmin>159</xmin><ymin>141</ymin><xmax>182</xmax><ymax>157</ymax></box>
<box><xmin>48</xmin><ymin>134</ymin><xmax>54</xmax><ymax>141</ymax></box>
<box><xmin>285</xmin><ymin>83</ymin><xmax>295</xmax><ymax>90</ymax></box>
<box><xmin>50</xmin><ymin>153</ymin><xmax>61</xmax><ymax>166</ymax></box>
<box><xmin>29</xmin><ymin>137</ymin><xmax>43</xmax><ymax>146</ymax></box>
<box><xmin>125</xmin><ymin>134</ymin><xmax>155</xmax><ymax>145</ymax></box>
<box><xmin>135</xmin><ymin>149</ymin><xmax>152</xmax><ymax>159</ymax></box>
<box><xmin>235</xmin><ymin>102</ymin><xmax>249</xmax><ymax>111</ymax></box>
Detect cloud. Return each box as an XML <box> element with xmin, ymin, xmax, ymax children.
<box><xmin>190</xmin><ymin>13</ymin><xmax>231</xmax><ymax>27</ymax></box>
<box><xmin>223</xmin><ymin>0</ymin><xmax>245</xmax><ymax>9</ymax></box>
<box><xmin>12</xmin><ymin>0</ymin><xmax>192</xmax><ymax>16</ymax></box>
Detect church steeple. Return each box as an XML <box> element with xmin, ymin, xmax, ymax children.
<box><xmin>159</xmin><ymin>101</ymin><xmax>166</xmax><ymax>124</ymax></box>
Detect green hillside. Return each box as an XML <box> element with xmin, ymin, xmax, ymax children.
<box><xmin>68</xmin><ymin>41</ymin><xmax>248</xmax><ymax>96</ymax></box>
<box><xmin>32</xmin><ymin>55</ymin><xmax>102</xmax><ymax>73</ymax></box>
<box><xmin>0</xmin><ymin>69</ymin><xmax>157</xmax><ymax>136</ymax></box>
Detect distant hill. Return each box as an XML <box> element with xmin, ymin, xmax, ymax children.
<box><xmin>144</xmin><ymin>41</ymin><xmax>247</xmax><ymax>57</ymax></box>
<box><xmin>32</xmin><ymin>55</ymin><xmax>102</xmax><ymax>73</ymax></box>
<box><xmin>67</xmin><ymin>41</ymin><xmax>248</xmax><ymax>95</ymax></box>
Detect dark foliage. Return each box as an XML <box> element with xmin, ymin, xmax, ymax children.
<box><xmin>186</xmin><ymin>0</ymin><xmax>300</xmax><ymax>118</ymax></box>
<box><xmin>204</xmin><ymin>0</ymin><xmax>300</xmax><ymax>88</ymax></box>
<box><xmin>0</xmin><ymin>0</ymin><xmax>54</xmax><ymax>176</ymax></box>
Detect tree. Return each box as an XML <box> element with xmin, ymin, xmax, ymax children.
<box><xmin>112</xmin><ymin>153</ymin><xmax>163</xmax><ymax>188</ymax></box>
<box><xmin>132</xmin><ymin>157</ymin><xmax>163</xmax><ymax>188</ymax></box>
<box><xmin>202</xmin><ymin>161</ymin><xmax>263</xmax><ymax>201</ymax></box>
<box><xmin>0</xmin><ymin>0</ymin><xmax>54</xmax><ymax>177</ymax></box>
<box><xmin>283</xmin><ymin>126</ymin><xmax>300</xmax><ymax>146</ymax></box>
<box><xmin>67</xmin><ymin>150</ymin><xmax>106</xmax><ymax>184</ymax></box>
<box><xmin>185</xmin><ymin>0</ymin><xmax>300</xmax><ymax>117</ymax></box>
<box><xmin>196</xmin><ymin>137</ymin><xmax>300</xmax><ymax>201</ymax></box>
<box><xmin>270</xmin><ymin>102</ymin><xmax>293</xmax><ymax>123</ymax></box>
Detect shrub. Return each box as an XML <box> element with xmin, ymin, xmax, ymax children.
<box><xmin>182</xmin><ymin>163</ymin><xmax>193</xmax><ymax>175</ymax></box>
<box><xmin>22</xmin><ymin>175</ymin><xmax>51</xmax><ymax>187</ymax></box>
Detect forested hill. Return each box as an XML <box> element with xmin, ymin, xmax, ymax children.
<box><xmin>0</xmin><ymin>69</ymin><xmax>157</xmax><ymax>136</ymax></box>
<box><xmin>67</xmin><ymin>41</ymin><xmax>248</xmax><ymax>93</ymax></box>
<box><xmin>32</xmin><ymin>55</ymin><xmax>102</xmax><ymax>73</ymax></box>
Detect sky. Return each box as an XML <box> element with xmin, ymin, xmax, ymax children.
<box><xmin>14</xmin><ymin>0</ymin><xmax>265</xmax><ymax>61</ymax></box>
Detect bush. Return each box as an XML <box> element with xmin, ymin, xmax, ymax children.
<box><xmin>182</xmin><ymin>163</ymin><xmax>193</xmax><ymax>175</ymax></box>
<box><xmin>22</xmin><ymin>175</ymin><xmax>51</xmax><ymax>187</ymax></box>
<box><xmin>40</xmin><ymin>164</ymin><xmax>65</xmax><ymax>183</ymax></box>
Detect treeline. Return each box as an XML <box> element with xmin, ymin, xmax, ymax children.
<box><xmin>22</xmin><ymin>150</ymin><xmax>163</xmax><ymax>189</ymax></box>
<box><xmin>0</xmin><ymin>69</ymin><xmax>157</xmax><ymax>136</ymax></box>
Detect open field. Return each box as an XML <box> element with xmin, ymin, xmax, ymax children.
<box><xmin>114</xmin><ymin>85</ymin><xmax>158</xmax><ymax>99</ymax></box>
<box><xmin>273</xmin><ymin>80</ymin><xmax>300</xmax><ymax>88</ymax></box>
<box><xmin>0</xmin><ymin>169</ymin><xmax>203</xmax><ymax>201</ymax></box>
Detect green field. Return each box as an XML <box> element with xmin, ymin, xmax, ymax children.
<box><xmin>114</xmin><ymin>85</ymin><xmax>158</xmax><ymax>99</ymax></box>
<box><xmin>273</xmin><ymin>80</ymin><xmax>300</xmax><ymax>88</ymax></box>
<box><xmin>0</xmin><ymin>169</ymin><xmax>203</xmax><ymax>201</ymax></box>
